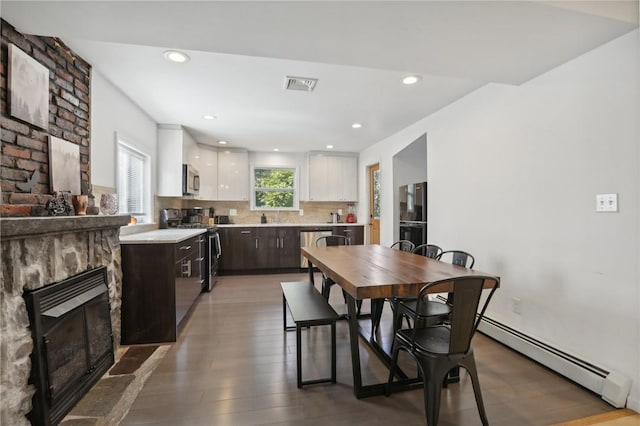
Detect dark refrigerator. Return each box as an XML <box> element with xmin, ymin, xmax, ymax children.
<box><xmin>399</xmin><ymin>182</ymin><xmax>427</xmax><ymax>248</ymax></box>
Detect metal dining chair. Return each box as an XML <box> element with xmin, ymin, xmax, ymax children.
<box><xmin>391</xmin><ymin>244</ymin><xmax>446</xmax><ymax>331</ymax></box>
<box><xmin>371</xmin><ymin>240</ymin><xmax>415</xmax><ymax>334</ymax></box>
<box><xmin>386</xmin><ymin>275</ymin><xmax>499</xmax><ymax>426</ymax></box>
<box><xmin>411</xmin><ymin>243</ymin><xmax>442</xmax><ymax>259</ymax></box>
<box><xmin>396</xmin><ymin>249</ymin><xmax>475</xmax><ymax>329</ymax></box>
<box><xmin>315</xmin><ymin>235</ymin><xmax>362</xmax><ymax>314</ymax></box>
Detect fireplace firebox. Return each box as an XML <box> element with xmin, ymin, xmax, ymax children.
<box><xmin>24</xmin><ymin>267</ymin><xmax>115</xmax><ymax>426</ymax></box>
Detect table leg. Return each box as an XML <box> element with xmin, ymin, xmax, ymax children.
<box><xmin>308</xmin><ymin>261</ymin><xmax>315</xmax><ymax>285</ymax></box>
<box><xmin>345</xmin><ymin>292</ymin><xmax>363</xmax><ymax>398</ymax></box>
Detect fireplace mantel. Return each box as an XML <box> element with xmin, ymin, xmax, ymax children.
<box><xmin>1</xmin><ymin>215</ymin><xmax>131</xmax><ymax>239</ymax></box>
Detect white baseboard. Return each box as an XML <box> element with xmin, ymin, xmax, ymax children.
<box><xmin>477</xmin><ymin>317</ymin><xmax>608</xmax><ymax>396</ymax></box>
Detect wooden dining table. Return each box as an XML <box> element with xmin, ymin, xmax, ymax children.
<box><xmin>301</xmin><ymin>244</ymin><xmax>500</xmax><ymax>399</ymax></box>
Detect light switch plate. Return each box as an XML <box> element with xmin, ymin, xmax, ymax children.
<box><xmin>299</xmin><ymin>209</ymin><xmax>304</xmax><ymax>216</ymax></box>
<box><xmin>596</xmin><ymin>194</ymin><xmax>618</xmax><ymax>212</ymax></box>
<box><xmin>229</xmin><ymin>208</ymin><xmax>237</xmax><ymax>216</ymax></box>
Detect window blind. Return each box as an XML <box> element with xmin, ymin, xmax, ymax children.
<box><xmin>117</xmin><ymin>144</ymin><xmax>146</xmax><ymax>217</ymax></box>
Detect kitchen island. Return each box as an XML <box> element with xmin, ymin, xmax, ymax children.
<box><xmin>120</xmin><ymin>228</ymin><xmax>207</xmax><ymax>344</ymax></box>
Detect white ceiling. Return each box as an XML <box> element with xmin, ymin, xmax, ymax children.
<box><xmin>2</xmin><ymin>1</ymin><xmax>638</xmax><ymax>153</ymax></box>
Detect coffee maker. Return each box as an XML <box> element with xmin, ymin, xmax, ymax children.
<box><xmin>181</xmin><ymin>207</ymin><xmax>204</xmax><ymax>224</ymax></box>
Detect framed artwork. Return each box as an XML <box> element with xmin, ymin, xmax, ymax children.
<box><xmin>8</xmin><ymin>43</ymin><xmax>49</xmax><ymax>129</ymax></box>
<box><xmin>49</xmin><ymin>136</ymin><xmax>81</xmax><ymax>194</ymax></box>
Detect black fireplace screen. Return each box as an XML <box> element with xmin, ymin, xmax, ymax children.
<box><xmin>24</xmin><ymin>267</ymin><xmax>114</xmax><ymax>426</ymax></box>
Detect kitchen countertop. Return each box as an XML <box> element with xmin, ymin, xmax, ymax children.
<box><xmin>119</xmin><ymin>228</ymin><xmax>207</xmax><ymax>244</ymax></box>
<box><xmin>215</xmin><ymin>223</ymin><xmax>364</xmax><ymax>228</ymax></box>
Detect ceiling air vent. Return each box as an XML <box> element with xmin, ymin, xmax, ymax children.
<box><xmin>284</xmin><ymin>76</ymin><xmax>318</xmax><ymax>92</ymax></box>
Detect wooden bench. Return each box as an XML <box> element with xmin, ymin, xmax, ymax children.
<box><xmin>281</xmin><ymin>281</ymin><xmax>339</xmax><ymax>388</ymax></box>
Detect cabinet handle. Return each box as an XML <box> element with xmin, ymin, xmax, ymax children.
<box><xmin>182</xmin><ymin>260</ymin><xmax>191</xmax><ymax>277</ymax></box>
<box><xmin>180</xmin><ymin>245</ymin><xmax>192</xmax><ymax>250</ymax></box>
<box><xmin>276</xmin><ymin>238</ymin><xmax>279</xmax><ymax>248</ymax></box>
<box><xmin>255</xmin><ymin>239</ymin><xmax>258</xmax><ymax>249</ymax></box>
<box><xmin>241</xmin><ymin>231</ymin><xmax>251</xmax><ymax>234</ymax></box>
<box><xmin>280</xmin><ymin>237</ymin><xmax>284</xmax><ymax>248</ymax></box>
<box><xmin>343</xmin><ymin>230</ymin><xmax>352</xmax><ymax>233</ymax></box>
<box><xmin>197</xmin><ymin>238</ymin><xmax>205</xmax><ymax>243</ymax></box>
<box><xmin>196</xmin><ymin>257</ymin><xmax>205</xmax><ymax>262</ymax></box>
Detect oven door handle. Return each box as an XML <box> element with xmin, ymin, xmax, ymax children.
<box><xmin>214</xmin><ymin>233</ymin><xmax>221</xmax><ymax>259</ymax></box>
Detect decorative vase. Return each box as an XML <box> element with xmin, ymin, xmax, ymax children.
<box><xmin>72</xmin><ymin>195</ymin><xmax>88</xmax><ymax>216</ymax></box>
<box><xmin>99</xmin><ymin>193</ymin><xmax>118</xmax><ymax>215</ymax></box>
<box><xmin>87</xmin><ymin>195</ymin><xmax>100</xmax><ymax>215</ymax></box>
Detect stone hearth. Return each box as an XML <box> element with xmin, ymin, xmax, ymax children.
<box><xmin>0</xmin><ymin>215</ymin><xmax>130</xmax><ymax>425</ymax></box>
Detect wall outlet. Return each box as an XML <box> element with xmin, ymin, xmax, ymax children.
<box><xmin>512</xmin><ymin>297</ymin><xmax>522</xmax><ymax>315</ymax></box>
<box><xmin>229</xmin><ymin>208</ymin><xmax>237</xmax><ymax>216</ymax></box>
<box><xmin>299</xmin><ymin>209</ymin><xmax>304</xmax><ymax>216</ymax></box>
<box><xmin>596</xmin><ymin>193</ymin><xmax>618</xmax><ymax>212</ymax></box>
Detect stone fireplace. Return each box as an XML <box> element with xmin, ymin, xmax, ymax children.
<box><xmin>0</xmin><ymin>215</ymin><xmax>130</xmax><ymax>425</ymax></box>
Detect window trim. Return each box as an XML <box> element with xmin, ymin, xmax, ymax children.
<box><xmin>116</xmin><ymin>134</ymin><xmax>151</xmax><ymax>224</ymax></box>
<box><xmin>250</xmin><ymin>164</ymin><xmax>300</xmax><ymax>211</ymax></box>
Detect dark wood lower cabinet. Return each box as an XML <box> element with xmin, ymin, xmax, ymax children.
<box><xmin>332</xmin><ymin>225</ymin><xmax>364</xmax><ymax>245</ymax></box>
<box><xmin>219</xmin><ymin>225</ymin><xmax>364</xmax><ymax>274</ymax></box>
<box><xmin>121</xmin><ymin>234</ymin><xmax>204</xmax><ymax>344</ymax></box>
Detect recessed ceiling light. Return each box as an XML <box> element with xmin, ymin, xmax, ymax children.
<box><xmin>273</xmin><ymin>148</ymin><xmax>279</xmax><ymax>152</ymax></box>
<box><xmin>163</xmin><ymin>50</ymin><xmax>190</xmax><ymax>63</ymax></box>
<box><xmin>203</xmin><ymin>114</ymin><xmax>216</xmax><ymax>120</ymax></box>
<box><xmin>402</xmin><ymin>75</ymin><xmax>421</xmax><ymax>85</ymax></box>
<box><xmin>218</xmin><ymin>140</ymin><xmax>228</xmax><ymax>145</ymax></box>
<box><xmin>351</xmin><ymin>123</ymin><xmax>362</xmax><ymax>129</ymax></box>
<box><xmin>326</xmin><ymin>145</ymin><xmax>334</xmax><ymax>149</ymax></box>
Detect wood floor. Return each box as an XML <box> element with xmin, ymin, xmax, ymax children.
<box><xmin>120</xmin><ymin>273</ymin><xmax>613</xmax><ymax>426</ymax></box>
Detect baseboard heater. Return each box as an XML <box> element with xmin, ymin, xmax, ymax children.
<box><xmin>476</xmin><ymin>316</ymin><xmax>631</xmax><ymax>408</ymax></box>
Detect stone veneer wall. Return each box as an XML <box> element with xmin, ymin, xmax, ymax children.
<box><xmin>0</xmin><ymin>215</ymin><xmax>130</xmax><ymax>425</ymax></box>
<box><xmin>1</xmin><ymin>19</ymin><xmax>92</xmax><ymax>216</ymax></box>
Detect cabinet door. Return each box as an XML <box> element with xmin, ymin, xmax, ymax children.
<box><xmin>277</xmin><ymin>227</ymin><xmax>300</xmax><ymax>268</ymax></box>
<box><xmin>326</xmin><ymin>157</ymin><xmax>343</xmax><ymax>201</ymax></box>
<box><xmin>308</xmin><ymin>154</ymin><xmax>358</xmax><ymax>201</ymax></box>
<box><xmin>175</xmin><ymin>236</ymin><xmax>203</xmax><ymax>325</ymax></box>
<box><xmin>308</xmin><ymin>154</ymin><xmax>329</xmax><ymax>201</ymax></box>
<box><xmin>157</xmin><ymin>127</ymin><xmax>184</xmax><ymax>197</ymax></box>
<box><xmin>218</xmin><ymin>151</ymin><xmax>249</xmax><ymax>201</ymax></box>
<box><xmin>182</xmin><ymin>131</ymin><xmax>200</xmax><ymax>171</ymax></box>
<box><xmin>256</xmin><ymin>227</ymin><xmax>278</xmax><ymax>269</ymax></box>
<box><xmin>198</xmin><ymin>146</ymin><xmax>218</xmax><ymax>200</ymax></box>
<box><xmin>219</xmin><ymin>227</ymin><xmax>257</xmax><ymax>271</ymax></box>
<box><xmin>340</xmin><ymin>156</ymin><xmax>358</xmax><ymax>201</ymax></box>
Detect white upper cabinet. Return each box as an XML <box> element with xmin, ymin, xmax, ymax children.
<box><xmin>308</xmin><ymin>153</ymin><xmax>358</xmax><ymax>202</ymax></box>
<box><xmin>198</xmin><ymin>144</ymin><xmax>218</xmax><ymax>200</ymax></box>
<box><xmin>157</xmin><ymin>125</ymin><xmax>200</xmax><ymax>197</ymax></box>
<box><xmin>218</xmin><ymin>150</ymin><xmax>249</xmax><ymax>201</ymax></box>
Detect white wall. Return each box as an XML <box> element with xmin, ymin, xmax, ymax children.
<box><xmin>91</xmin><ymin>71</ymin><xmax>157</xmax><ymax>192</ymax></box>
<box><xmin>359</xmin><ymin>30</ymin><xmax>640</xmax><ymax>409</ymax></box>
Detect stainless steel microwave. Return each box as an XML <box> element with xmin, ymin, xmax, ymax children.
<box><xmin>182</xmin><ymin>164</ymin><xmax>200</xmax><ymax>195</ymax></box>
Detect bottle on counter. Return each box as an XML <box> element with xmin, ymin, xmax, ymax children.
<box><xmin>261</xmin><ymin>213</ymin><xmax>267</xmax><ymax>224</ymax></box>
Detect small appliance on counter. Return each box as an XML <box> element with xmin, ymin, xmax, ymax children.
<box><xmin>182</xmin><ymin>207</ymin><xmax>204</xmax><ymax>224</ymax></box>
<box><xmin>215</xmin><ymin>215</ymin><xmax>230</xmax><ymax>224</ymax></box>
<box><xmin>330</xmin><ymin>212</ymin><xmax>341</xmax><ymax>224</ymax></box>
<box><xmin>346</xmin><ymin>204</ymin><xmax>357</xmax><ymax>223</ymax></box>
<box><xmin>159</xmin><ymin>208</ymin><xmax>183</xmax><ymax>228</ymax></box>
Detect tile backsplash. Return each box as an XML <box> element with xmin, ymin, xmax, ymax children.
<box><xmin>183</xmin><ymin>200</ymin><xmax>357</xmax><ymax>225</ymax></box>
